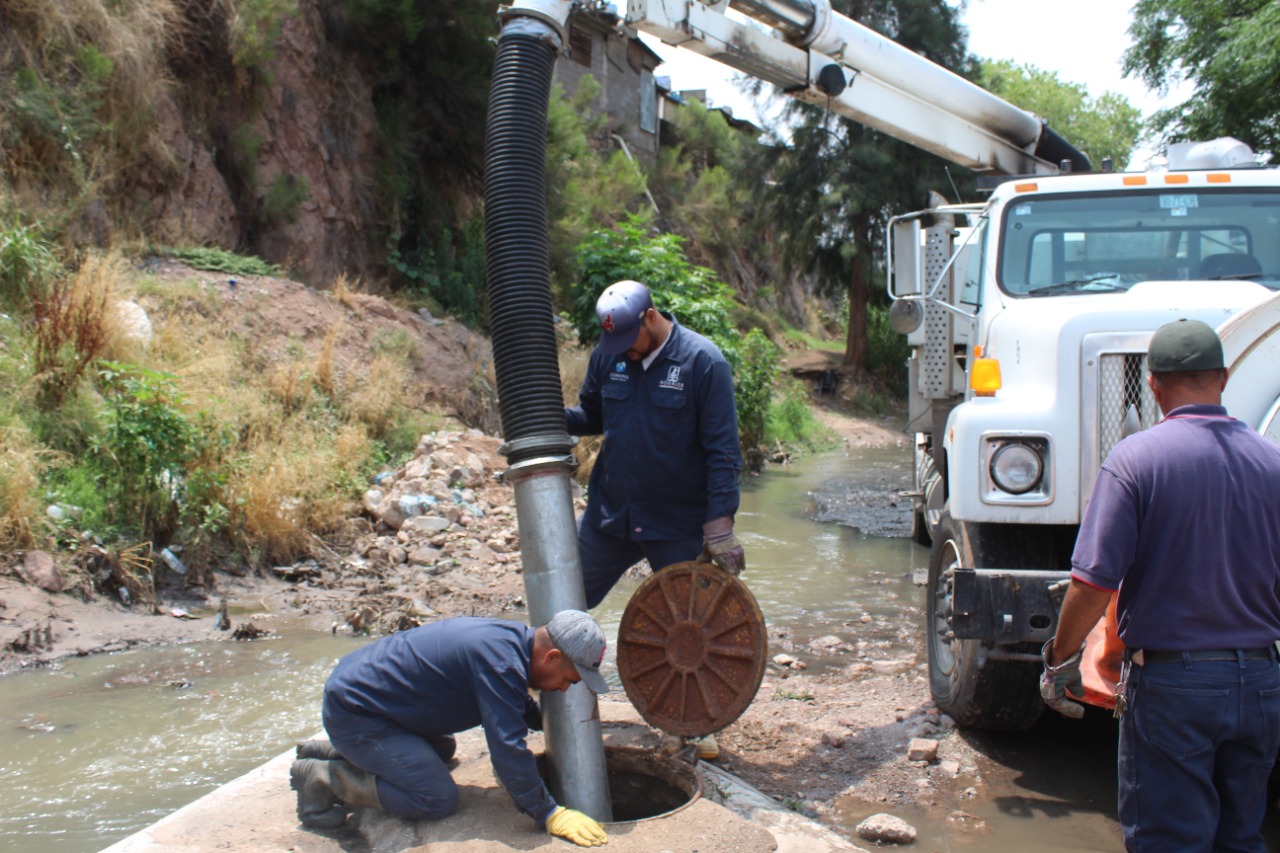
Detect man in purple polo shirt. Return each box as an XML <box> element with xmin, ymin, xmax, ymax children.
<box><xmin>1040</xmin><ymin>318</ymin><xmax>1280</xmax><ymax>851</ymax></box>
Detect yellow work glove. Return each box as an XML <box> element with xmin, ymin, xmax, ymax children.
<box><xmin>546</xmin><ymin>805</ymin><xmax>608</xmax><ymax>847</ymax></box>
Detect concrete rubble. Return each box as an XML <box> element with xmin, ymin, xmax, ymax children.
<box><xmin>101</xmin><ymin>700</ymin><xmax>872</xmax><ymax>853</ymax></box>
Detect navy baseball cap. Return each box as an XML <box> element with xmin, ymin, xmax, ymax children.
<box><xmin>1148</xmin><ymin>319</ymin><xmax>1224</xmax><ymax>373</ymax></box>
<box><xmin>595</xmin><ymin>280</ymin><xmax>653</xmax><ymax>356</ymax></box>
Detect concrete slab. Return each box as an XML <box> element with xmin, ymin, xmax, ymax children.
<box><xmin>102</xmin><ymin>700</ymin><xmax>867</xmax><ymax>853</ymax></box>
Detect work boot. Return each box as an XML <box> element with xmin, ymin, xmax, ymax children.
<box><xmin>426</xmin><ymin>734</ymin><xmax>457</xmax><ymax>765</ymax></box>
<box><xmin>689</xmin><ymin>733</ymin><xmax>719</xmax><ymax>761</ymax></box>
<box><xmin>290</xmin><ymin>758</ymin><xmax>382</xmax><ymax>829</ymax></box>
<box><xmin>296</xmin><ymin>739</ymin><xmax>343</xmax><ymax>761</ymax></box>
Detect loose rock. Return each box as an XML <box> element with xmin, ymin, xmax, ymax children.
<box><xmin>907</xmin><ymin>737</ymin><xmax>939</xmax><ymax>762</ymax></box>
<box><xmin>856</xmin><ymin>813</ymin><xmax>917</xmax><ymax>844</ymax></box>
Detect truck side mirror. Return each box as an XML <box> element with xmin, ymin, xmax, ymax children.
<box><xmin>892</xmin><ymin>219</ymin><xmax>922</xmax><ymax>297</ymax></box>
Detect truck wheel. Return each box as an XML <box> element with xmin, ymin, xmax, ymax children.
<box><xmin>927</xmin><ymin>512</ymin><xmax>1046</xmax><ymax>730</ymax></box>
<box><xmin>910</xmin><ymin>455</ymin><xmax>944</xmax><ymax>546</ymax></box>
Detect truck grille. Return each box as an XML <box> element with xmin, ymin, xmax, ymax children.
<box><xmin>1081</xmin><ymin>334</ymin><xmax>1158</xmax><ymax>511</ymax></box>
<box><xmin>1098</xmin><ymin>352</ymin><xmax>1158</xmax><ymax>456</ymax></box>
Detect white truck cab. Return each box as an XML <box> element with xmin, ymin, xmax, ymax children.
<box><xmin>891</xmin><ymin>148</ymin><xmax>1280</xmax><ymax>727</ymax></box>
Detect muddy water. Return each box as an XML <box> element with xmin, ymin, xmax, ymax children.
<box><xmin>0</xmin><ymin>629</ymin><xmax>364</xmax><ymax>853</ymax></box>
<box><xmin>2</xmin><ymin>443</ymin><xmax>1276</xmax><ymax>852</ymax></box>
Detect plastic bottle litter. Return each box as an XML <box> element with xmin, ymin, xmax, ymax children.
<box><xmin>159</xmin><ymin>547</ymin><xmax>188</xmax><ymax>576</ymax></box>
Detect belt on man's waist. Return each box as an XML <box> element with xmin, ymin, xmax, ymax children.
<box><xmin>1132</xmin><ymin>647</ymin><xmax>1276</xmax><ymax>666</ymax></box>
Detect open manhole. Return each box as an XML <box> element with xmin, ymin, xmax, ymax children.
<box><xmin>539</xmin><ymin>746</ymin><xmax>702</xmax><ymax>823</ymax></box>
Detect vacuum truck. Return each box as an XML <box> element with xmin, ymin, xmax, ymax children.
<box><xmin>494</xmin><ymin>0</ymin><xmax>1280</xmax><ymax>730</ymax></box>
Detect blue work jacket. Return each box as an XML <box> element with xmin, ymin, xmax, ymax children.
<box><xmin>566</xmin><ymin>315</ymin><xmax>742</xmax><ymax>540</ymax></box>
<box><xmin>324</xmin><ymin>618</ymin><xmax>554</xmax><ymax>822</ymax></box>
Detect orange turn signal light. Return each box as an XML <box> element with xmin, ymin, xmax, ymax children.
<box><xmin>970</xmin><ymin>358</ymin><xmax>1002</xmax><ymax>397</ymax></box>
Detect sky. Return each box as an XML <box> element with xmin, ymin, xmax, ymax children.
<box><xmin>638</xmin><ymin>0</ymin><xmax>1192</xmax><ymax>139</ymax></box>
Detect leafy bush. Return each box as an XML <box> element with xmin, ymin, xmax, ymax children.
<box><xmin>766</xmin><ymin>379</ymin><xmax>833</xmax><ymax>450</ymax></box>
<box><xmin>570</xmin><ymin>215</ymin><xmax>735</xmax><ymax>347</ymax></box>
<box><xmin>94</xmin><ymin>361</ymin><xmax>195</xmax><ymax>539</ymax></box>
<box><xmin>732</xmin><ymin>329</ymin><xmax>780</xmax><ymax>451</ymax></box>
<box><xmin>571</xmin><ymin>218</ymin><xmax>780</xmax><ymax>458</ymax></box>
<box><xmin>864</xmin><ymin>302</ymin><xmax>910</xmax><ymax>394</ymax></box>
<box><xmin>0</xmin><ymin>222</ymin><xmax>60</xmax><ymax>306</ymax></box>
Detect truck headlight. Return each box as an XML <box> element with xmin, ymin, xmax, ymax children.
<box><xmin>989</xmin><ymin>443</ymin><xmax>1043</xmax><ymax>494</ymax></box>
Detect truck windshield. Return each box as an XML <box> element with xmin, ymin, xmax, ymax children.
<box><xmin>998</xmin><ymin>188</ymin><xmax>1280</xmax><ymax>296</ymax></box>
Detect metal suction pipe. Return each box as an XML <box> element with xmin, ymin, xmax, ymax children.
<box><xmin>486</xmin><ymin>11</ymin><xmax>612</xmax><ymax>821</ymax></box>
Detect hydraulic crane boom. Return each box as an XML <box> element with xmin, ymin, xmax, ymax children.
<box><xmin>506</xmin><ymin>0</ymin><xmax>1089</xmax><ymax>175</ymax></box>
<box><xmin>626</xmin><ymin>0</ymin><xmax>1088</xmax><ymax>175</ymax></box>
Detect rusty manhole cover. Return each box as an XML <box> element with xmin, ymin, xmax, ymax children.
<box><xmin>616</xmin><ymin>561</ymin><xmax>767</xmax><ymax>737</ymax></box>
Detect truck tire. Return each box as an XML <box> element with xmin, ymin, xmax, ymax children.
<box><xmin>910</xmin><ymin>455</ymin><xmax>944</xmax><ymax>546</ymax></box>
<box><xmin>926</xmin><ymin>511</ymin><xmax>1047</xmax><ymax>731</ymax></box>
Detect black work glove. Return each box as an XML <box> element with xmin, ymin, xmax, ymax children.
<box><xmin>523</xmin><ymin>695</ymin><xmax>543</xmax><ymax>731</ymax></box>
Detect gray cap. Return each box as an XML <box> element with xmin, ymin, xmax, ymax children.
<box><xmin>595</xmin><ymin>280</ymin><xmax>653</xmax><ymax>356</ymax></box>
<box><xmin>546</xmin><ymin>610</ymin><xmax>611</xmax><ymax>695</ymax></box>
<box><xmin>1147</xmin><ymin>319</ymin><xmax>1225</xmax><ymax>373</ymax></box>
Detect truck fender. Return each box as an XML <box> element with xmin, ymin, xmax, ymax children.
<box><xmin>1220</xmin><ymin>291</ymin><xmax>1280</xmax><ymax>440</ymax></box>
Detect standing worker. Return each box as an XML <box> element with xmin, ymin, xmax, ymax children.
<box><xmin>1040</xmin><ymin>319</ymin><xmax>1280</xmax><ymax>852</ymax></box>
<box><xmin>291</xmin><ymin>610</ymin><xmax>611</xmax><ymax>847</ymax></box>
<box><xmin>566</xmin><ymin>280</ymin><xmax>745</xmax><ymax>610</ymax></box>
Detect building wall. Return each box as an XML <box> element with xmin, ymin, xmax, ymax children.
<box><xmin>554</xmin><ymin>16</ymin><xmax>661</xmax><ymax>164</ymax></box>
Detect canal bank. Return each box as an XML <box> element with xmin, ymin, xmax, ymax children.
<box><xmin>100</xmin><ymin>700</ymin><xmax>867</xmax><ymax>853</ymax></box>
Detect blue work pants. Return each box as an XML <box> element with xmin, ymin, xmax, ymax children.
<box><xmin>1119</xmin><ymin>653</ymin><xmax>1280</xmax><ymax>852</ymax></box>
<box><xmin>322</xmin><ymin>695</ymin><xmax>459</xmax><ymax>821</ymax></box>
<box><xmin>578</xmin><ymin>520</ymin><xmax>702</xmax><ymax>608</ymax></box>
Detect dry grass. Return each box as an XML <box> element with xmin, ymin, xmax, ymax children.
<box><xmin>1</xmin><ymin>0</ymin><xmax>181</xmax><ymax>210</ymax></box>
<box><xmin>347</xmin><ymin>353</ymin><xmax>412</xmax><ymax>438</ymax></box>
<box><xmin>558</xmin><ymin>348</ymin><xmax>601</xmax><ymax>481</ymax></box>
<box><xmin>331</xmin><ymin>273</ymin><xmax>362</xmax><ymax>309</ymax></box>
<box><xmin>230</xmin><ymin>421</ymin><xmax>372</xmax><ymax>564</ymax></box>
<box><xmin>31</xmin><ymin>256</ymin><xmax>113</xmax><ymax>409</ymax></box>
<box><xmin>0</xmin><ymin>425</ymin><xmax>43</xmax><ymax>549</ymax></box>
<box><xmin>314</xmin><ymin>322</ymin><xmax>341</xmax><ymax>395</ymax></box>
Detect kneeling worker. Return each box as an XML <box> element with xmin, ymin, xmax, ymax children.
<box><xmin>291</xmin><ymin>610</ymin><xmax>611</xmax><ymax>847</ymax></box>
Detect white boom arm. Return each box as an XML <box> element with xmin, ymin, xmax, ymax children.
<box><xmin>624</xmin><ymin>0</ymin><xmax>1071</xmax><ymax>175</ymax></box>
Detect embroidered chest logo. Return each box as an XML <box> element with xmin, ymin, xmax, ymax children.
<box><xmin>659</xmin><ymin>365</ymin><xmax>684</xmax><ymax>391</ymax></box>
<box><xmin>609</xmin><ymin>361</ymin><xmax>628</xmax><ymax>382</ymax></box>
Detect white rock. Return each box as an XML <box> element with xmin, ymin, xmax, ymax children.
<box><xmin>856</xmin><ymin>813</ymin><xmax>917</xmax><ymax>845</ymax></box>
<box><xmin>114</xmin><ymin>300</ymin><xmax>153</xmax><ymax>349</ymax></box>
<box><xmin>403</xmin><ymin>516</ymin><xmax>451</xmax><ymax>535</ymax></box>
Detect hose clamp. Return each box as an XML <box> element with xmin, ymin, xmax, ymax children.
<box><xmin>498</xmin><ymin>1</ymin><xmax>574</xmax><ymax>47</ymax></box>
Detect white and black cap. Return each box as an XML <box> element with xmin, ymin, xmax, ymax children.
<box><xmin>595</xmin><ymin>280</ymin><xmax>653</xmax><ymax>356</ymax></box>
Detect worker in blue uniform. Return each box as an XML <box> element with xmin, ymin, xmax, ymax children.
<box><xmin>1041</xmin><ymin>319</ymin><xmax>1280</xmax><ymax>852</ymax></box>
<box><xmin>566</xmin><ymin>280</ymin><xmax>745</xmax><ymax>610</ymax></box>
<box><xmin>291</xmin><ymin>611</ymin><xmax>611</xmax><ymax>847</ymax></box>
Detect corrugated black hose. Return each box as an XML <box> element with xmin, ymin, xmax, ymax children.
<box><xmin>483</xmin><ymin>32</ymin><xmax>572</xmax><ymax>464</ymax></box>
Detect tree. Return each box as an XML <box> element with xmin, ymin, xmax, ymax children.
<box><xmin>1124</xmin><ymin>0</ymin><xmax>1280</xmax><ymax>154</ymax></box>
<box><xmin>757</xmin><ymin>0</ymin><xmax>972</xmax><ymax>373</ymax></box>
<box><xmin>979</xmin><ymin>60</ymin><xmax>1142</xmax><ymax>169</ymax></box>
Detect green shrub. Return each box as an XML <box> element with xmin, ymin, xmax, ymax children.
<box><xmin>157</xmin><ymin>246</ymin><xmax>283</xmax><ymax>277</ymax></box>
<box><xmin>864</xmin><ymin>302</ymin><xmax>910</xmax><ymax>394</ymax></box>
<box><xmin>264</xmin><ymin>172</ymin><xmax>308</xmax><ymax>224</ymax></box>
<box><xmin>570</xmin><ymin>215</ymin><xmax>735</xmax><ymax>347</ymax></box>
<box><xmin>766</xmin><ymin>379</ymin><xmax>834</xmax><ymax>450</ymax></box>
<box><xmin>0</xmin><ymin>222</ymin><xmax>60</xmax><ymax>305</ymax></box>
<box><xmin>732</xmin><ymin>329</ymin><xmax>779</xmax><ymax>451</ymax></box>
<box><xmin>94</xmin><ymin>361</ymin><xmax>195</xmax><ymax>539</ymax></box>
